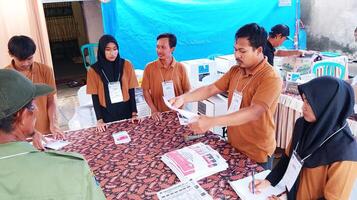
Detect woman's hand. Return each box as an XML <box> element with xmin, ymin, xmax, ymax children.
<box><xmin>131</xmin><ymin>114</ymin><xmax>142</xmax><ymax>123</ymax></box>
<box><xmin>96</xmin><ymin>119</ymin><xmax>107</xmax><ymax>132</ymax></box>
<box><xmin>249</xmin><ymin>179</ymin><xmax>271</xmax><ymax>194</ymax></box>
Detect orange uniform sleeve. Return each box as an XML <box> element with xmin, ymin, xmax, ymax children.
<box><xmin>214</xmin><ymin>67</ymin><xmax>234</xmax><ymax>92</ymax></box>
<box><xmin>127</xmin><ymin>61</ymin><xmax>139</xmax><ymax>89</ymax></box>
<box><xmin>141</xmin><ymin>64</ymin><xmax>151</xmax><ymax>90</ymax></box>
<box><xmin>324</xmin><ymin>161</ymin><xmax>357</xmax><ymax>200</ymax></box>
<box><xmin>251</xmin><ymin>76</ymin><xmax>282</xmax><ymax>111</ymax></box>
<box><xmin>180</xmin><ymin>64</ymin><xmax>191</xmax><ymax>93</ymax></box>
<box><xmin>86</xmin><ymin>68</ymin><xmax>99</xmax><ymax>95</ymax></box>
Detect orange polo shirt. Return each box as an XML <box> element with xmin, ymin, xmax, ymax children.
<box><xmin>214</xmin><ymin>59</ymin><xmax>282</xmax><ymax>162</ymax></box>
<box><xmin>86</xmin><ymin>60</ymin><xmax>139</xmax><ymax>107</ymax></box>
<box><xmin>6</xmin><ymin>61</ymin><xmax>56</xmax><ymax>134</ymax></box>
<box><xmin>141</xmin><ymin>58</ymin><xmax>191</xmax><ymax>112</ymax></box>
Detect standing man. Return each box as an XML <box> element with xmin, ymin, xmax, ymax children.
<box><xmin>170</xmin><ymin>23</ymin><xmax>282</xmax><ymax>169</ymax></box>
<box><xmin>0</xmin><ymin>69</ymin><xmax>106</xmax><ymax>199</ymax></box>
<box><xmin>6</xmin><ymin>35</ymin><xmax>64</xmax><ymax>148</ymax></box>
<box><xmin>264</xmin><ymin>24</ymin><xmax>306</xmax><ymax>66</ymax></box>
<box><xmin>142</xmin><ymin>33</ymin><xmax>190</xmax><ymax>121</ymax></box>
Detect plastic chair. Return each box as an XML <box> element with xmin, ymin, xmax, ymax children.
<box><xmin>312</xmin><ymin>60</ymin><xmax>346</xmax><ymax>79</ymax></box>
<box><xmin>80</xmin><ymin>43</ymin><xmax>98</xmax><ymax>70</ymax></box>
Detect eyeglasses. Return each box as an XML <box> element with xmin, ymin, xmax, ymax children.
<box><xmin>24</xmin><ymin>100</ymin><xmax>36</xmax><ymax>112</ymax></box>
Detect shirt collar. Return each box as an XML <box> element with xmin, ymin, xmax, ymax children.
<box><xmin>158</xmin><ymin>57</ymin><xmax>176</xmax><ymax>69</ymax></box>
<box><xmin>0</xmin><ymin>141</ymin><xmax>38</xmax><ymax>159</ymax></box>
<box><xmin>241</xmin><ymin>57</ymin><xmax>268</xmax><ymax>77</ymax></box>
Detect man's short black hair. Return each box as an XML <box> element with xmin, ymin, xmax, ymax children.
<box><xmin>269</xmin><ymin>24</ymin><xmax>290</xmax><ymax>38</ymax></box>
<box><xmin>8</xmin><ymin>35</ymin><xmax>36</xmax><ymax>60</ymax></box>
<box><xmin>235</xmin><ymin>23</ymin><xmax>267</xmax><ymax>49</ymax></box>
<box><xmin>157</xmin><ymin>33</ymin><xmax>177</xmax><ymax>48</ymax></box>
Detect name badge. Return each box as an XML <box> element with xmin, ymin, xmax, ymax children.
<box><xmin>162</xmin><ymin>80</ymin><xmax>175</xmax><ymax>100</ymax></box>
<box><xmin>279</xmin><ymin>151</ymin><xmax>303</xmax><ymax>191</ymax></box>
<box><xmin>108</xmin><ymin>81</ymin><xmax>123</xmax><ymax>103</ymax></box>
<box><xmin>227</xmin><ymin>91</ymin><xmax>243</xmax><ymax>114</ymax></box>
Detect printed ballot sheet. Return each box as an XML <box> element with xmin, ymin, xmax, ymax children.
<box><xmin>163</xmin><ymin>97</ymin><xmax>198</xmax><ymax>125</ymax></box>
<box><xmin>161</xmin><ymin>142</ymin><xmax>228</xmax><ymax>181</ymax></box>
<box><xmin>229</xmin><ymin>170</ymin><xmax>286</xmax><ymax>200</ymax></box>
<box><xmin>157</xmin><ymin>179</ymin><xmax>213</xmax><ymax>200</ymax></box>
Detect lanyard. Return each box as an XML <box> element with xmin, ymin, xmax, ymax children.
<box><xmin>159</xmin><ymin>64</ymin><xmax>176</xmax><ymax>82</ymax></box>
<box><xmin>101</xmin><ymin>69</ymin><xmax>120</xmax><ymax>83</ymax></box>
<box><xmin>232</xmin><ymin>69</ymin><xmax>261</xmax><ymax>95</ymax></box>
<box><xmin>294</xmin><ymin>122</ymin><xmax>347</xmax><ymax>162</ymax></box>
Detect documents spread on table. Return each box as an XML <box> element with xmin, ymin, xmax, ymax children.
<box><xmin>161</xmin><ymin>142</ymin><xmax>228</xmax><ymax>181</ymax></box>
<box><xmin>229</xmin><ymin>170</ymin><xmax>286</xmax><ymax>200</ymax></box>
<box><xmin>157</xmin><ymin>179</ymin><xmax>213</xmax><ymax>200</ymax></box>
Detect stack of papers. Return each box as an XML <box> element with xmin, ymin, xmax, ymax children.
<box><xmin>161</xmin><ymin>142</ymin><xmax>228</xmax><ymax>181</ymax></box>
<box><xmin>229</xmin><ymin>170</ymin><xmax>286</xmax><ymax>200</ymax></box>
<box><xmin>157</xmin><ymin>179</ymin><xmax>213</xmax><ymax>200</ymax></box>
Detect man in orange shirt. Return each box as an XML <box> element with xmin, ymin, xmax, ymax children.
<box><xmin>171</xmin><ymin>23</ymin><xmax>282</xmax><ymax>169</ymax></box>
<box><xmin>6</xmin><ymin>35</ymin><xmax>64</xmax><ymax>149</ymax></box>
<box><xmin>142</xmin><ymin>33</ymin><xmax>190</xmax><ymax>121</ymax></box>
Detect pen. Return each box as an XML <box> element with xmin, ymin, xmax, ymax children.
<box><xmin>252</xmin><ymin>169</ymin><xmax>255</xmax><ymax>194</ymax></box>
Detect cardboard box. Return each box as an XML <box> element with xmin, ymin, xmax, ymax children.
<box><xmin>197</xmin><ymin>94</ymin><xmax>228</xmax><ymax>137</ymax></box>
<box><xmin>182</xmin><ymin>59</ymin><xmax>217</xmax><ymax>89</ymax></box>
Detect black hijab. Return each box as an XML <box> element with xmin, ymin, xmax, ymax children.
<box><xmin>284</xmin><ymin>76</ymin><xmax>357</xmax><ymax>199</ymax></box>
<box><xmin>92</xmin><ymin>35</ymin><xmax>124</xmax><ymax>84</ymax></box>
<box><xmin>291</xmin><ymin>76</ymin><xmax>357</xmax><ymax>167</ymax></box>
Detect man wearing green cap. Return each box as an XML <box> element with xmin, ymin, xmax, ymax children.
<box><xmin>0</xmin><ymin>69</ymin><xmax>106</xmax><ymax>199</ymax></box>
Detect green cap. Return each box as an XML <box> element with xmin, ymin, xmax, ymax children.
<box><xmin>0</xmin><ymin>69</ymin><xmax>54</xmax><ymax>119</ymax></box>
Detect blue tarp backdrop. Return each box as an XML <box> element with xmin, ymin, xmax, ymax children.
<box><xmin>101</xmin><ymin>0</ymin><xmax>302</xmax><ymax>69</ymax></box>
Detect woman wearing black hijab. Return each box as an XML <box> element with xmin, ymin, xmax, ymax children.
<box><xmin>86</xmin><ymin>35</ymin><xmax>139</xmax><ymax>132</ymax></box>
<box><xmin>250</xmin><ymin>76</ymin><xmax>357</xmax><ymax>199</ymax></box>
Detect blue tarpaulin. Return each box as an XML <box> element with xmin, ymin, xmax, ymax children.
<box><xmin>102</xmin><ymin>0</ymin><xmax>302</xmax><ymax>69</ymax></box>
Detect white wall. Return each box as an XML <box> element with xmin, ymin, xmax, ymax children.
<box><xmin>82</xmin><ymin>0</ymin><xmax>103</xmax><ymax>44</ymax></box>
<box><xmin>301</xmin><ymin>0</ymin><xmax>357</xmax><ymax>56</ymax></box>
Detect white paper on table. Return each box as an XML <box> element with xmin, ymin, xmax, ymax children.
<box><xmin>163</xmin><ymin>97</ymin><xmax>198</xmax><ymax>122</ymax></box>
<box><xmin>157</xmin><ymin>179</ymin><xmax>213</xmax><ymax>200</ymax></box>
<box><xmin>229</xmin><ymin>170</ymin><xmax>285</xmax><ymax>200</ymax></box>
<box><xmin>112</xmin><ymin>131</ymin><xmax>131</xmax><ymax>144</ymax></box>
<box><xmin>45</xmin><ymin>139</ymin><xmax>71</xmax><ymax>150</ymax></box>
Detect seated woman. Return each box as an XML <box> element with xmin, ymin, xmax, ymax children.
<box><xmin>251</xmin><ymin>76</ymin><xmax>357</xmax><ymax>199</ymax></box>
<box><xmin>87</xmin><ymin>35</ymin><xmax>139</xmax><ymax>132</ymax></box>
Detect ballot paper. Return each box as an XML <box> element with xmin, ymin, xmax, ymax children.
<box><xmin>157</xmin><ymin>179</ymin><xmax>213</xmax><ymax>200</ymax></box>
<box><xmin>161</xmin><ymin>142</ymin><xmax>228</xmax><ymax>181</ymax></box>
<box><xmin>229</xmin><ymin>170</ymin><xmax>286</xmax><ymax>200</ymax></box>
<box><xmin>44</xmin><ymin>138</ymin><xmax>70</xmax><ymax>150</ymax></box>
<box><xmin>112</xmin><ymin>131</ymin><xmax>131</xmax><ymax>144</ymax></box>
<box><xmin>163</xmin><ymin>97</ymin><xmax>198</xmax><ymax>124</ymax></box>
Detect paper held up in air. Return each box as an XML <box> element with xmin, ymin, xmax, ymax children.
<box><xmin>163</xmin><ymin>97</ymin><xmax>198</xmax><ymax>124</ymax></box>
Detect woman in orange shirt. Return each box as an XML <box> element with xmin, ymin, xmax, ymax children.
<box><xmin>251</xmin><ymin>76</ymin><xmax>357</xmax><ymax>200</ymax></box>
<box><xmin>87</xmin><ymin>35</ymin><xmax>139</xmax><ymax>132</ymax></box>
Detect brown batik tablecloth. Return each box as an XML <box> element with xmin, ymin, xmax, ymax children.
<box><xmin>62</xmin><ymin>111</ymin><xmax>263</xmax><ymax>200</ymax></box>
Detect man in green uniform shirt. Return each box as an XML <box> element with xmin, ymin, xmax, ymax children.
<box><xmin>0</xmin><ymin>69</ymin><xmax>106</xmax><ymax>200</ymax></box>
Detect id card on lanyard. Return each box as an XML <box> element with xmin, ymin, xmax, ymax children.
<box><xmin>227</xmin><ymin>91</ymin><xmax>243</xmax><ymax>114</ymax></box>
<box><xmin>162</xmin><ymin>80</ymin><xmax>175</xmax><ymax>100</ymax></box>
<box><xmin>108</xmin><ymin>81</ymin><xmax>123</xmax><ymax>103</ymax></box>
<box><xmin>279</xmin><ymin>122</ymin><xmax>347</xmax><ymax>191</ymax></box>
<box><xmin>279</xmin><ymin>151</ymin><xmax>303</xmax><ymax>191</ymax></box>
